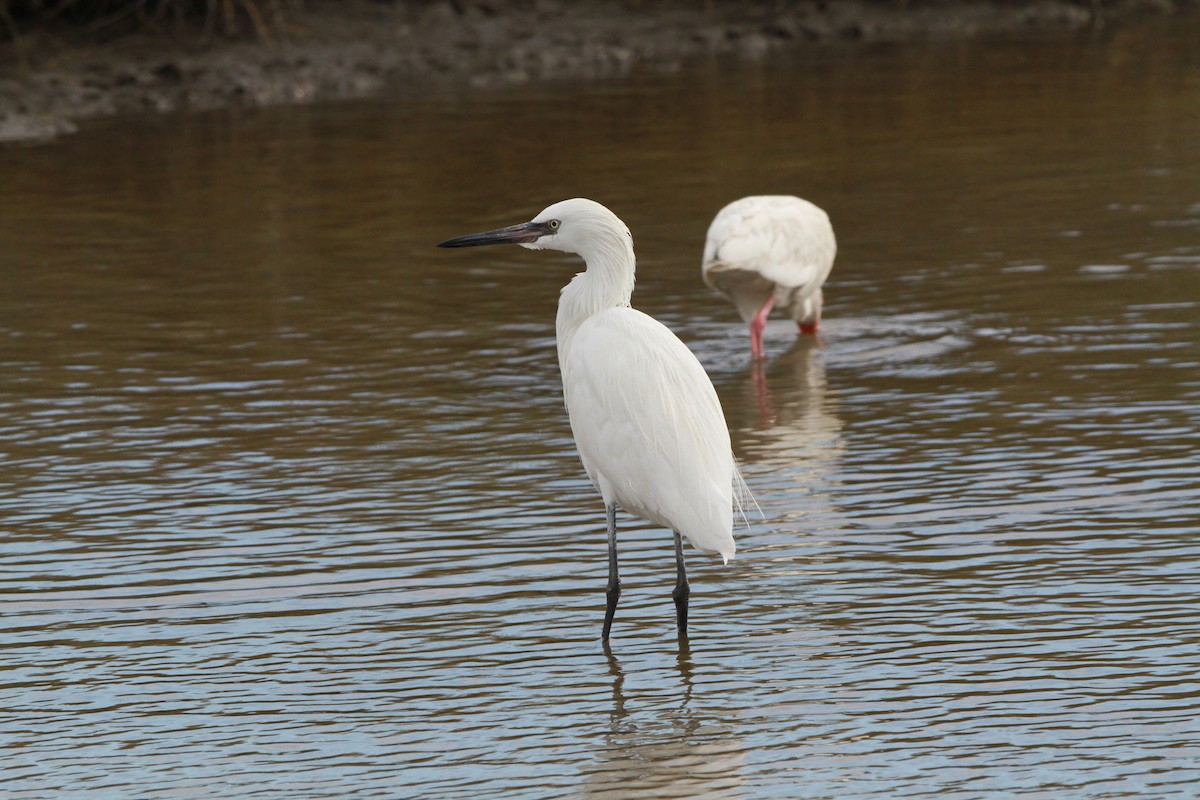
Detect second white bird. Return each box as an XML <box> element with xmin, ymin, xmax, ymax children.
<box><xmin>702</xmin><ymin>195</ymin><xmax>837</xmax><ymax>359</ymax></box>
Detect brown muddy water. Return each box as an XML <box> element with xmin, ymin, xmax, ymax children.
<box><xmin>2</xmin><ymin>18</ymin><xmax>1199</xmax><ymax>800</ymax></box>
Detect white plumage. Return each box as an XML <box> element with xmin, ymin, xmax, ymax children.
<box><xmin>702</xmin><ymin>195</ymin><xmax>837</xmax><ymax>358</ymax></box>
<box><xmin>561</xmin><ymin>307</ymin><xmax>735</xmax><ymax>558</ymax></box>
<box><xmin>438</xmin><ymin>198</ymin><xmax>738</xmax><ymax>641</ymax></box>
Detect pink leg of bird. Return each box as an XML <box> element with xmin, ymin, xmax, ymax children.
<box><xmin>749</xmin><ymin>295</ymin><xmax>776</xmax><ymax>359</ymax></box>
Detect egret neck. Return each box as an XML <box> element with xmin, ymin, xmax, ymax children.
<box><xmin>553</xmin><ymin>227</ymin><xmax>636</xmax><ymax>362</ymax></box>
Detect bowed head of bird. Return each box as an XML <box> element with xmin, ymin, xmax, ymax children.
<box><xmin>702</xmin><ymin>195</ymin><xmax>837</xmax><ymax>359</ymax></box>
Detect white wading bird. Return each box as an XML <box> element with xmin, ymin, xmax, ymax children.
<box><xmin>702</xmin><ymin>195</ymin><xmax>837</xmax><ymax>359</ymax></box>
<box><xmin>438</xmin><ymin>198</ymin><xmax>741</xmax><ymax>642</ymax></box>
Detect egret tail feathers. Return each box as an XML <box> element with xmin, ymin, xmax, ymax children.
<box><xmin>732</xmin><ymin>460</ymin><xmax>761</xmax><ymax>530</ymax></box>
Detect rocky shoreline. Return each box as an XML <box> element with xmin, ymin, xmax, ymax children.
<box><xmin>0</xmin><ymin>0</ymin><xmax>1190</xmax><ymax>143</ymax></box>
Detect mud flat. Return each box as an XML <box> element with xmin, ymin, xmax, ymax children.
<box><xmin>0</xmin><ymin>0</ymin><xmax>1190</xmax><ymax>142</ymax></box>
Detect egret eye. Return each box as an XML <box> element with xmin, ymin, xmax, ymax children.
<box><xmin>548</xmin><ymin>219</ymin><xmax>560</xmax><ymax>231</ymax></box>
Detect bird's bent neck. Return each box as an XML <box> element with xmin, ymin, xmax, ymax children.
<box><xmin>555</xmin><ymin>234</ymin><xmax>636</xmax><ymax>357</ymax></box>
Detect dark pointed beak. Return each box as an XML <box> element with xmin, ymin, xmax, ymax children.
<box><xmin>437</xmin><ymin>221</ymin><xmax>552</xmax><ymax>248</ymax></box>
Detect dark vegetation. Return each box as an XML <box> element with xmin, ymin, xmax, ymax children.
<box><xmin>2</xmin><ymin>0</ymin><xmax>1189</xmax><ymax>45</ymax></box>
<box><xmin>2</xmin><ymin>0</ymin><xmax>306</xmax><ymax>42</ymax></box>
<box><xmin>2</xmin><ymin>0</ymin><xmax>1193</xmax><ymax>142</ymax></box>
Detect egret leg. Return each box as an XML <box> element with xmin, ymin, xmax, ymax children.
<box><xmin>750</xmin><ymin>295</ymin><xmax>776</xmax><ymax>359</ymax></box>
<box><xmin>672</xmin><ymin>529</ymin><xmax>690</xmax><ymax>637</ymax></box>
<box><xmin>601</xmin><ymin>503</ymin><xmax>621</xmax><ymax>641</ymax></box>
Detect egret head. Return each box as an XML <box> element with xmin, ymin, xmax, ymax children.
<box><xmin>437</xmin><ymin>198</ymin><xmax>633</xmax><ymax>263</ymax></box>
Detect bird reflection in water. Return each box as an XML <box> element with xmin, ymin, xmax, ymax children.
<box><xmin>723</xmin><ymin>335</ymin><xmax>845</xmax><ymax>551</ymax></box>
<box><xmin>589</xmin><ymin>639</ymin><xmax>744</xmax><ymax>799</ymax></box>
<box><xmin>603</xmin><ymin>639</ymin><xmax>629</xmax><ymax>722</ymax></box>
<box><xmin>602</xmin><ymin>637</ymin><xmax>695</xmax><ymax>723</ymax></box>
<box><xmin>748</xmin><ymin>335</ymin><xmax>825</xmax><ymax>430</ymax></box>
<box><xmin>737</xmin><ymin>335</ymin><xmax>842</xmax><ymax>455</ymax></box>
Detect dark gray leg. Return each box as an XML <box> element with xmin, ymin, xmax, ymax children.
<box><xmin>672</xmin><ymin>529</ymin><xmax>690</xmax><ymax>636</ymax></box>
<box><xmin>601</xmin><ymin>503</ymin><xmax>621</xmax><ymax>641</ymax></box>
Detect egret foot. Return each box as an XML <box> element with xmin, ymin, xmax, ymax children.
<box><xmin>602</xmin><ymin>576</ymin><xmax>621</xmax><ymax>641</ymax></box>
<box><xmin>672</xmin><ymin>529</ymin><xmax>689</xmax><ymax>636</ymax></box>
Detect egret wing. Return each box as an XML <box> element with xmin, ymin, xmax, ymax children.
<box><xmin>560</xmin><ymin>307</ymin><xmax>736</xmax><ymax>559</ymax></box>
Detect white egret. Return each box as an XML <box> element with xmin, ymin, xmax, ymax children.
<box><xmin>438</xmin><ymin>198</ymin><xmax>739</xmax><ymax>641</ymax></box>
<box><xmin>702</xmin><ymin>195</ymin><xmax>837</xmax><ymax>359</ymax></box>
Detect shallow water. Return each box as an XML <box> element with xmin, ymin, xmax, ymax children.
<box><xmin>2</xmin><ymin>17</ymin><xmax>1199</xmax><ymax>800</ymax></box>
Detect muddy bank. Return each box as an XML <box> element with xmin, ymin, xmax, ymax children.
<box><xmin>0</xmin><ymin>0</ymin><xmax>1190</xmax><ymax>143</ymax></box>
